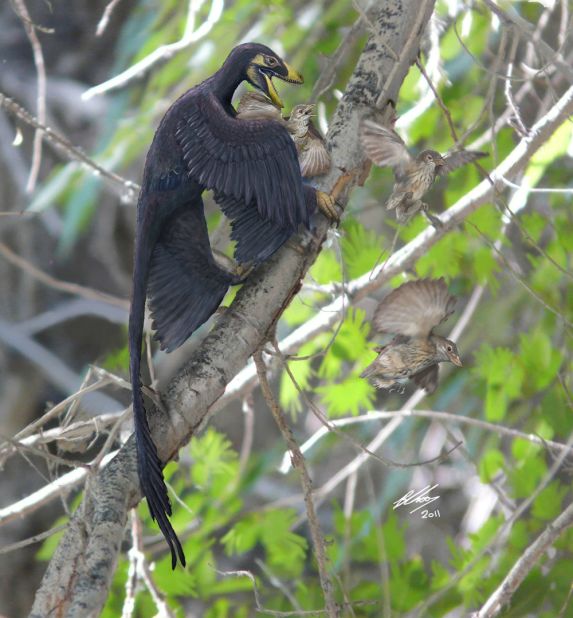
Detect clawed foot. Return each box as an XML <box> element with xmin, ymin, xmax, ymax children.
<box><xmin>316</xmin><ymin>190</ymin><xmax>341</xmax><ymax>225</ymax></box>
<box><xmin>232</xmin><ymin>261</ymin><xmax>255</xmax><ymax>283</ymax></box>
<box><xmin>422</xmin><ymin>205</ymin><xmax>444</xmax><ymax>229</ymax></box>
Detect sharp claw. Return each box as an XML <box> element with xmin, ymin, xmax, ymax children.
<box><xmin>316</xmin><ymin>190</ymin><xmax>341</xmax><ymax>225</ymax></box>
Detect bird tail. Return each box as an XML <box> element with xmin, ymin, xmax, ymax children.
<box><xmin>129</xmin><ymin>213</ymin><xmax>186</xmax><ymax>568</ymax></box>
<box><xmin>129</xmin><ymin>198</ymin><xmax>234</xmax><ymax>568</ymax></box>
<box><xmin>385</xmin><ymin>191</ymin><xmax>407</xmax><ymax>211</ymax></box>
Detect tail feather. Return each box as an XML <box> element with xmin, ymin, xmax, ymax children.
<box><xmin>129</xmin><ymin>206</ymin><xmax>186</xmax><ymax>568</ymax></box>
<box><xmin>129</xmin><ymin>198</ymin><xmax>231</xmax><ymax>569</ymax></box>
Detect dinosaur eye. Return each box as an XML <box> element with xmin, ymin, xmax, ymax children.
<box><xmin>265</xmin><ymin>56</ymin><xmax>278</xmax><ymax>67</ymax></box>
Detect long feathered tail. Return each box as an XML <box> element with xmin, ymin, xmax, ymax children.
<box><xmin>129</xmin><ymin>199</ymin><xmax>236</xmax><ymax>568</ymax></box>
<box><xmin>129</xmin><ymin>211</ymin><xmax>186</xmax><ymax>569</ymax></box>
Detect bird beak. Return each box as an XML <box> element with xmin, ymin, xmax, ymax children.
<box><xmin>262</xmin><ymin>63</ymin><xmax>304</xmax><ymax>109</ymax></box>
<box><xmin>263</xmin><ymin>74</ymin><xmax>284</xmax><ymax>108</ymax></box>
<box><xmin>450</xmin><ymin>353</ymin><xmax>463</xmax><ymax>367</ymax></box>
<box><xmin>435</xmin><ymin>158</ymin><xmax>446</xmax><ymax>167</ymax></box>
<box><xmin>283</xmin><ymin>62</ymin><xmax>304</xmax><ymax>85</ymax></box>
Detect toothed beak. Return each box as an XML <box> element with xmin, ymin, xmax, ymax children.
<box><xmin>284</xmin><ymin>62</ymin><xmax>304</xmax><ymax>84</ymax></box>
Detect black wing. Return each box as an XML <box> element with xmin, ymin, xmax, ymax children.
<box><xmin>176</xmin><ymin>91</ymin><xmax>309</xmax><ymax>231</ymax></box>
<box><xmin>148</xmin><ymin>201</ymin><xmax>237</xmax><ymax>351</ymax></box>
<box><xmin>214</xmin><ymin>183</ymin><xmax>317</xmax><ymax>265</ymax></box>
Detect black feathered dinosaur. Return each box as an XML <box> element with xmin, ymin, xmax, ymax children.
<box><xmin>129</xmin><ymin>43</ymin><xmax>338</xmax><ymax>568</ymax></box>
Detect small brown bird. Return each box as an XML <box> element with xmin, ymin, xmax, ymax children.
<box><xmin>236</xmin><ymin>94</ymin><xmax>331</xmax><ymax>178</ymax></box>
<box><xmin>285</xmin><ymin>104</ymin><xmax>331</xmax><ymax>178</ymax></box>
<box><xmin>360</xmin><ymin>278</ymin><xmax>462</xmax><ymax>394</ymax></box>
<box><xmin>236</xmin><ymin>91</ymin><xmax>283</xmax><ymax>121</ymax></box>
<box><xmin>360</xmin><ymin>118</ymin><xmax>486</xmax><ymax>224</ymax></box>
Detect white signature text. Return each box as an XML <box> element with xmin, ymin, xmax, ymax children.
<box><xmin>393</xmin><ymin>484</ymin><xmax>440</xmax><ymax>514</ymax></box>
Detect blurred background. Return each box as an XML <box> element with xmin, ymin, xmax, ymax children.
<box><xmin>1</xmin><ymin>0</ymin><xmax>572</xmax><ymax>616</ymax></box>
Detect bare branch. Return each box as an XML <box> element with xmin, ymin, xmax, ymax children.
<box><xmin>11</xmin><ymin>0</ymin><xmax>47</xmax><ymax>192</ymax></box>
<box><xmin>254</xmin><ymin>351</ymin><xmax>338</xmax><ymax>617</ymax></box>
<box><xmin>0</xmin><ymin>92</ymin><xmax>139</xmax><ymax>203</ymax></box>
<box><xmin>82</xmin><ymin>0</ymin><xmax>225</xmax><ymax>100</ymax></box>
<box><xmin>0</xmin><ymin>241</ymin><xmax>129</xmax><ymax>310</ymax></box>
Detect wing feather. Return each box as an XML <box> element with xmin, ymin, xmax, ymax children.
<box><xmin>236</xmin><ymin>92</ymin><xmax>283</xmax><ymax>121</ymax></box>
<box><xmin>439</xmin><ymin>150</ymin><xmax>487</xmax><ymax>175</ymax></box>
<box><xmin>359</xmin><ymin>119</ymin><xmax>412</xmax><ymax>172</ymax></box>
<box><xmin>373</xmin><ymin>278</ymin><xmax>457</xmax><ymax>337</ymax></box>
<box><xmin>176</xmin><ymin>91</ymin><xmax>309</xmax><ymax>231</ymax></box>
<box><xmin>299</xmin><ymin>138</ymin><xmax>331</xmax><ymax>177</ymax></box>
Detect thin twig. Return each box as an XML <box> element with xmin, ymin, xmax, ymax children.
<box><xmin>253</xmin><ymin>351</ymin><xmax>339</xmax><ymax>618</ymax></box>
<box><xmin>96</xmin><ymin>0</ymin><xmax>123</xmax><ymax>36</ymax></box>
<box><xmin>0</xmin><ymin>241</ymin><xmax>129</xmax><ymax>310</ymax></box>
<box><xmin>0</xmin><ymin>524</ymin><xmax>67</xmax><ymax>556</ymax></box>
<box><xmin>0</xmin><ymin>93</ymin><xmax>139</xmax><ymax>203</ymax></box>
<box><xmin>482</xmin><ymin>0</ymin><xmax>573</xmax><ymax>84</ymax></box>
<box><xmin>83</xmin><ymin>0</ymin><xmax>224</xmax><ymax>100</ymax></box>
<box><xmin>280</xmin><ymin>409</ymin><xmax>571</xmax><ymax>473</ymax></box>
<box><xmin>11</xmin><ymin>0</ymin><xmax>47</xmax><ymax>192</ymax></box>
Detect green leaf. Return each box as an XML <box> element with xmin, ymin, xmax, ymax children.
<box><xmin>532</xmin><ymin>482</ymin><xmax>567</xmax><ymax>521</ymax></box>
<box><xmin>318</xmin><ymin>308</ymin><xmax>370</xmax><ymax>380</ymax></box>
<box><xmin>309</xmin><ymin>248</ymin><xmax>341</xmax><ymax>284</ymax></box>
<box><xmin>519</xmin><ymin>328</ymin><xmax>562</xmax><ymax>392</ymax></box>
<box><xmin>341</xmin><ymin>217</ymin><xmax>385</xmax><ymax>278</ymax></box>
<box><xmin>478</xmin><ymin>448</ymin><xmax>505</xmax><ymax>483</ymax></box>
<box><xmin>279</xmin><ymin>355</ymin><xmax>313</xmax><ymax>415</ymax></box>
<box><xmin>316</xmin><ymin>375</ymin><xmax>376</xmax><ymax>417</ymax></box>
<box><xmin>189</xmin><ymin>429</ymin><xmax>238</xmax><ymax>491</ymax></box>
<box><xmin>472</xmin><ymin>245</ymin><xmax>500</xmax><ymax>285</ymax></box>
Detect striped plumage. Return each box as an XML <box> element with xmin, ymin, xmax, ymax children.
<box><xmin>286</xmin><ymin>104</ymin><xmax>331</xmax><ymax>178</ymax></box>
<box><xmin>360</xmin><ymin>118</ymin><xmax>486</xmax><ymax>223</ymax></box>
<box><xmin>360</xmin><ymin>278</ymin><xmax>462</xmax><ymax>393</ymax></box>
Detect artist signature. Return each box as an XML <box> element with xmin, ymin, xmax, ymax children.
<box><xmin>393</xmin><ymin>484</ymin><xmax>440</xmax><ymax>514</ymax></box>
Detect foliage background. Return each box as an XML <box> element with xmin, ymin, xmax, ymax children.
<box><xmin>0</xmin><ymin>0</ymin><xmax>572</xmax><ymax>616</ymax></box>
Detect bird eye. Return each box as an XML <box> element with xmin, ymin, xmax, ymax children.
<box><xmin>265</xmin><ymin>56</ymin><xmax>278</xmax><ymax>67</ymax></box>
<box><xmin>447</xmin><ymin>345</ymin><xmax>453</xmax><ymax>352</ymax></box>
<box><xmin>426</xmin><ymin>154</ymin><xmax>433</xmax><ymax>161</ymax></box>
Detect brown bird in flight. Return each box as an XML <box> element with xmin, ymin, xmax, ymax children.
<box><xmin>360</xmin><ymin>278</ymin><xmax>462</xmax><ymax>394</ymax></box>
<box><xmin>237</xmin><ymin>94</ymin><xmax>331</xmax><ymax>178</ymax></box>
<box><xmin>360</xmin><ymin>118</ymin><xmax>486</xmax><ymax>225</ymax></box>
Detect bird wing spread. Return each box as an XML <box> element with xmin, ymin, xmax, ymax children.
<box><xmin>214</xmin><ymin>192</ymin><xmax>292</xmax><ymax>264</ymax></box>
<box><xmin>299</xmin><ymin>137</ymin><xmax>331</xmax><ymax>178</ymax></box>
<box><xmin>176</xmin><ymin>91</ymin><xmax>308</xmax><ymax>230</ymax></box>
<box><xmin>360</xmin><ymin>119</ymin><xmax>411</xmax><ymax>172</ymax></box>
<box><xmin>438</xmin><ymin>150</ymin><xmax>487</xmax><ymax>175</ymax></box>
<box><xmin>373</xmin><ymin>278</ymin><xmax>456</xmax><ymax>337</ymax></box>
